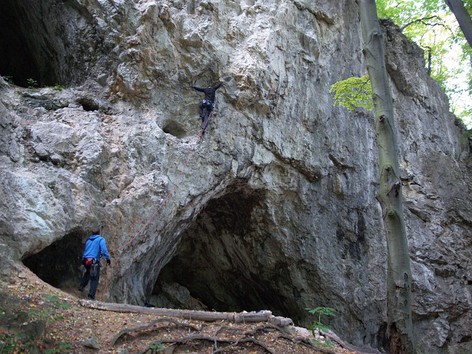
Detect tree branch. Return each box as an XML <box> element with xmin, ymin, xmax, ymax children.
<box><xmin>111</xmin><ymin>317</ymin><xmax>202</xmax><ymax>346</ymax></box>
<box><xmin>142</xmin><ymin>335</ymin><xmax>276</xmax><ymax>354</ymax></box>
<box><xmin>400</xmin><ymin>15</ymin><xmax>449</xmax><ymax>31</ymax></box>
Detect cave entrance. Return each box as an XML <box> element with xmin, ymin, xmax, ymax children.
<box><xmin>22</xmin><ymin>229</ymin><xmax>87</xmax><ymax>291</ymax></box>
<box><xmin>152</xmin><ymin>183</ymin><xmax>305</xmax><ymax>323</ymax></box>
<box><xmin>0</xmin><ymin>0</ymin><xmax>91</xmax><ymax>87</ymax></box>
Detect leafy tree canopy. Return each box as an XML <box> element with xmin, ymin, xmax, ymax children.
<box><xmin>377</xmin><ymin>0</ymin><xmax>472</xmax><ymax>127</ymax></box>
<box><xmin>329</xmin><ymin>75</ymin><xmax>373</xmax><ymax>111</ymax></box>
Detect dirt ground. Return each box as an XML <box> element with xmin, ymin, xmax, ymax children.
<box><xmin>0</xmin><ymin>268</ymin><xmax>360</xmax><ymax>354</ymax></box>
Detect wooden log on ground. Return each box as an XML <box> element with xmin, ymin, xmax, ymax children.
<box><xmin>79</xmin><ymin>300</ymin><xmax>273</xmax><ymax>323</ymax></box>
<box><xmin>321</xmin><ymin>330</ymin><xmax>382</xmax><ymax>354</ymax></box>
<box><xmin>269</xmin><ymin>315</ymin><xmax>293</xmax><ymax>327</ymax></box>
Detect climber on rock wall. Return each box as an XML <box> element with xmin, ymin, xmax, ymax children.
<box><xmin>193</xmin><ymin>81</ymin><xmax>223</xmax><ymax>132</ymax></box>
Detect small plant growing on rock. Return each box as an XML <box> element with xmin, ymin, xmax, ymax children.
<box><xmin>145</xmin><ymin>341</ymin><xmax>166</xmax><ymax>353</ymax></box>
<box><xmin>27</xmin><ymin>78</ymin><xmax>39</xmax><ymax>88</ymax></box>
<box><xmin>306</xmin><ymin>306</ymin><xmax>336</xmax><ymax>348</ymax></box>
<box><xmin>306</xmin><ymin>306</ymin><xmax>336</xmax><ymax>333</ymax></box>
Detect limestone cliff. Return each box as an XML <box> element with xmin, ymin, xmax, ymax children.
<box><xmin>0</xmin><ymin>0</ymin><xmax>471</xmax><ymax>352</ymax></box>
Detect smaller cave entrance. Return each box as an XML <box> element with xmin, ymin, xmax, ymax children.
<box><xmin>151</xmin><ymin>183</ymin><xmax>306</xmax><ymax>323</ymax></box>
<box><xmin>22</xmin><ymin>229</ymin><xmax>87</xmax><ymax>291</ymax></box>
<box><xmin>0</xmin><ymin>0</ymin><xmax>97</xmax><ymax>87</ymax></box>
<box><xmin>0</xmin><ymin>1</ymin><xmax>41</xmax><ymax>87</ymax></box>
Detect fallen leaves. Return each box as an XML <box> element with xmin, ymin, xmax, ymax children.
<box><xmin>1</xmin><ymin>269</ymin><xmax>359</xmax><ymax>354</ymax></box>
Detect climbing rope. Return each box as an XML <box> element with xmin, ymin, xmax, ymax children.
<box><xmin>117</xmin><ymin>109</ymin><xmax>215</xmax><ymax>254</ymax></box>
<box><xmin>103</xmin><ymin>107</ymin><xmax>217</xmax><ymax>298</ymax></box>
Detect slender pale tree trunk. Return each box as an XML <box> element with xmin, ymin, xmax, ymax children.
<box><xmin>358</xmin><ymin>1</ymin><xmax>416</xmax><ymax>353</ymax></box>
<box><xmin>445</xmin><ymin>0</ymin><xmax>472</xmax><ymax>48</ymax></box>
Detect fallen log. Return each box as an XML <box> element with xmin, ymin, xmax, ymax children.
<box><xmin>321</xmin><ymin>330</ymin><xmax>382</xmax><ymax>354</ymax></box>
<box><xmin>110</xmin><ymin>317</ymin><xmax>201</xmax><ymax>346</ymax></box>
<box><xmin>269</xmin><ymin>315</ymin><xmax>293</xmax><ymax>327</ymax></box>
<box><xmin>79</xmin><ymin>299</ymin><xmax>273</xmax><ymax>323</ymax></box>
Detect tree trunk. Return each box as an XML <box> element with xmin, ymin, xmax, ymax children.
<box><xmin>445</xmin><ymin>0</ymin><xmax>472</xmax><ymax>48</ymax></box>
<box><xmin>358</xmin><ymin>1</ymin><xmax>416</xmax><ymax>353</ymax></box>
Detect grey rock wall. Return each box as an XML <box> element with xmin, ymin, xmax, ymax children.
<box><xmin>0</xmin><ymin>1</ymin><xmax>471</xmax><ymax>352</ymax></box>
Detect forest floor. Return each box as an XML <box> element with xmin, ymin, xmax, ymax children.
<box><xmin>0</xmin><ymin>268</ymin><xmax>363</xmax><ymax>354</ymax></box>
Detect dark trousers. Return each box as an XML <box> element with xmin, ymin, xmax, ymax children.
<box><xmin>199</xmin><ymin>100</ymin><xmax>213</xmax><ymax>122</ymax></box>
<box><xmin>79</xmin><ymin>263</ymin><xmax>101</xmax><ymax>299</ymax></box>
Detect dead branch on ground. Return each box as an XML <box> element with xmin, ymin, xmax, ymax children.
<box><xmin>111</xmin><ymin>317</ymin><xmax>201</xmax><ymax>346</ymax></box>
<box><xmin>141</xmin><ymin>334</ymin><xmax>275</xmax><ymax>354</ymax></box>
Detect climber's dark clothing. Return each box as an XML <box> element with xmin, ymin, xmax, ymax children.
<box><xmin>79</xmin><ymin>261</ymin><xmax>101</xmax><ymax>299</ymax></box>
<box><xmin>193</xmin><ymin>82</ymin><xmax>222</xmax><ymax>123</ymax></box>
<box><xmin>199</xmin><ymin>99</ymin><xmax>214</xmax><ymax>122</ymax></box>
<box><xmin>193</xmin><ymin>82</ymin><xmax>222</xmax><ymax>103</ymax></box>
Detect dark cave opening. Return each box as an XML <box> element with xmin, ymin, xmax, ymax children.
<box><xmin>152</xmin><ymin>184</ymin><xmax>306</xmax><ymax>323</ymax></box>
<box><xmin>0</xmin><ymin>0</ymin><xmax>94</xmax><ymax>87</ymax></box>
<box><xmin>162</xmin><ymin>120</ymin><xmax>188</xmax><ymax>138</ymax></box>
<box><xmin>22</xmin><ymin>229</ymin><xmax>87</xmax><ymax>289</ymax></box>
<box><xmin>0</xmin><ymin>1</ymin><xmax>41</xmax><ymax>87</ymax></box>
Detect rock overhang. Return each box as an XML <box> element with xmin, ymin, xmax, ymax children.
<box><xmin>2</xmin><ymin>0</ymin><xmax>471</xmax><ymax>352</ymax></box>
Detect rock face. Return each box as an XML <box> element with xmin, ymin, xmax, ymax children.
<box><xmin>0</xmin><ymin>0</ymin><xmax>471</xmax><ymax>352</ymax></box>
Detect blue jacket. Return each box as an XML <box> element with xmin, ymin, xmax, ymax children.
<box><xmin>82</xmin><ymin>234</ymin><xmax>110</xmax><ymax>261</ymax></box>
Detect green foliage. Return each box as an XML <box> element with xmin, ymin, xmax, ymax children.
<box><xmin>25</xmin><ymin>295</ymin><xmax>71</xmax><ymax>324</ymax></box>
<box><xmin>0</xmin><ymin>332</ymin><xmax>37</xmax><ymax>353</ymax></box>
<box><xmin>0</xmin><ymin>292</ymin><xmax>75</xmax><ymax>353</ymax></box>
<box><xmin>376</xmin><ymin>0</ymin><xmax>472</xmax><ymax>128</ymax></box>
<box><xmin>377</xmin><ymin>0</ymin><xmax>444</xmax><ymax>24</ymax></box>
<box><xmin>144</xmin><ymin>341</ymin><xmax>166</xmax><ymax>353</ymax></box>
<box><xmin>0</xmin><ymin>332</ymin><xmax>20</xmax><ymax>353</ymax></box>
<box><xmin>306</xmin><ymin>306</ymin><xmax>336</xmax><ymax>334</ymax></box>
<box><xmin>27</xmin><ymin>78</ymin><xmax>39</xmax><ymax>88</ymax></box>
<box><xmin>329</xmin><ymin>75</ymin><xmax>373</xmax><ymax>111</ymax></box>
<box><xmin>0</xmin><ymin>331</ymin><xmax>72</xmax><ymax>353</ymax></box>
<box><xmin>44</xmin><ymin>342</ymin><xmax>73</xmax><ymax>353</ymax></box>
<box><xmin>45</xmin><ymin>295</ymin><xmax>72</xmax><ymax>310</ymax></box>
<box><xmin>52</xmin><ymin>84</ymin><xmax>64</xmax><ymax>91</ymax></box>
<box><xmin>460</xmin><ymin>129</ymin><xmax>472</xmax><ymax>148</ymax></box>
<box><xmin>457</xmin><ymin>106</ymin><xmax>472</xmax><ymax>125</ymax></box>
<box><xmin>306</xmin><ymin>307</ymin><xmax>336</xmax><ymax>348</ymax></box>
<box><xmin>28</xmin><ymin>308</ymin><xmax>50</xmax><ymax>318</ymax></box>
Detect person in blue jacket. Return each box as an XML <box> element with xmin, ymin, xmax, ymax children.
<box><xmin>78</xmin><ymin>229</ymin><xmax>111</xmax><ymax>300</ymax></box>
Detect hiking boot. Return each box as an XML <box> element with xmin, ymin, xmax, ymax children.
<box><xmin>87</xmin><ymin>294</ymin><xmax>95</xmax><ymax>300</ymax></box>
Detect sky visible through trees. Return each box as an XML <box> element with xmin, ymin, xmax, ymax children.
<box><xmin>377</xmin><ymin>0</ymin><xmax>472</xmax><ymax>128</ymax></box>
